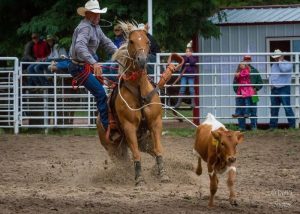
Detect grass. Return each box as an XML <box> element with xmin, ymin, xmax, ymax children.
<box><xmin>163</xmin><ymin>128</ymin><xmax>196</xmax><ymax>137</ymax></box>
<box><xmin>75</xmin><ymin>111</ymin><xmax>89</xmax><ymax>117</ymax></box>
<box><xmin>0</xmin><ymin>128</ymin><xmax>5</xmax><ymax>135</ymax></box>
<box><xmin>9</xmin><ymin>127</ymin><xmax>196</xmax><ymax>138</ymax></box>
<box><xmin>164</xmin><ymin>108</ymin><xmax>193</xmax><ymax>119</ymax></box>
<box><xmin>3</xmin><ymin>126</ymin><xmax>300</xmax><ymax>139</ymax></box>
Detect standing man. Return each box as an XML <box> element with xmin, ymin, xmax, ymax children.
<box><xmin>269</xmin><ymin>49</ymin><xmax>295</xmax><ymax>129</ymax></box>
<box><xmin>69</xmin><ymin>0</ymin><xmax>117</xmax><ymax>130</ymax></box>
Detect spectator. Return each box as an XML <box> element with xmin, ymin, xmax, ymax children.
<box><xmin>174</xmin><ymin>44</ymin><xmax>197</xmax><ymax>108</ymax></box>
<box><xmin>138</xmin><ymin>23</ymin><xmax>161</xmax><ymax>75</ymax></box>
<box><xmin>26</xmin><ymin>33</ymin><xmax>50</xmax><ymax>87</ymax></box>
<box><xmin>46</xmin><ymin>35</ymin><xmax>68</xmax><ymax>60</ymax></box>
<box><xmin>269</xmin><ymin>49</ymin><xmax>295</xmax><ymax>129</ymax></box>
<box><xmin>232</xmin><ymin>55</ymin><xmax>263</xmax><ymax>131</ymax></box>
<box><xmin>21</xmin><ymin>35</ymin><xmax>35</xmax><ymax>63</ymax></box>
<box><xmin>112</xmin><ymin>24</ymin><xmax>125</xmax><ymax>48</ymax></box>
<box><xmin>34</xmin><ymin>35</ymin><xmax>68</xmax><ymax>85</ymax></box>
<box><xmin>21</xmin><ymin>34</ymin><xmax>36</xmax><ymax>86</ymax></box>
<box><xmin>69</xmin><ymin>0</ymin><xmax>117</xmax><ymax>130</ymax></box>
<box><xmin>102</xmin><ymin>23</ymin><xmax>125</xmax><ymax>81</ymax></box>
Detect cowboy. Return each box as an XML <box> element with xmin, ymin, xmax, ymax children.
<box><xmin>269</xmin><ymin>49</ymin><xmax>295</xmax><ymax>129</ymax></box>
<box><xmin>69</xmin><ymin>0</ymin><xmax>117</xmax><ymax>130</ymax></box>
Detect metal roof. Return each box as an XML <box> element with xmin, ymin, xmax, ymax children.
<box><xmin>210</xmin><ymin>5</ymin><xmax>300</xmax><ymax>25</ymax></box>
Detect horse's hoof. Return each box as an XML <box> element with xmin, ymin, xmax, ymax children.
<box><xmin>135</xmin><ymin>176</ymin><xmax>145</xmax><ymax>186</ymax></box>
<box><xmin>208</xmin><ymin>203</ymin><xmax>214</xmax><ymax>208</ymax></box>
<box><xmin>196</xmin><ymin>169</ymin><xmax>202</xmax><ymax>175</ymax></box>
<box><xmin>229</xmin><ymin>199</ymin><xmax>238</xmax><ymax>206</ymax></box>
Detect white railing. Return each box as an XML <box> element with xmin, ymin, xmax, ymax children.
<box><xmin>0</xmin><ymin>57</ymin><xmax>19</xmax><ymax>133</ymax></box>
<box><xmin>0</xmin><ymin>53</ymin><xmax>299</xmax><ymax>134</ymax></box>
<box><xmin>158</xmin><ymin>52</ymin><xmax>300</xmax><ymax>128</ymax></box>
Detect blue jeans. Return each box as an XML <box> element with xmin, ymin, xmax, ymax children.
<box><xmin>270</xmin><ymin>86</ymin><xmax>295</xmax><ymax>128</ymax></box>
<box><xmin>27</xmin><ymin>64</ymin><xmax>39</xmax><ymax>86</ymax></box>
<box><xmin>28</xmin><ymin>60</ymin><xmax>52</xmax><ymax>86</ymax></box>
<box><xmin>68</xmin><ymin>62</ymin><xmax>108</xmax><ymax>129</ymax></box>
<box><xmin>34</xmin><ymin>63</ymin><xmax>51</xmax><ymax>86</ymax></box>
<box><xmin>179</xmin><ymin>77</ymin><xmax>195</xmax><ymax>95</ymax></box>
<box><xmin>235</xmin><ymin>97</ymin><xmax>257</xmax><ymax>130</ymax></box>
<box><xmin>56</xmin><ymin>59</ymin><xmax>71</xmax><ymax>71</ymax></box>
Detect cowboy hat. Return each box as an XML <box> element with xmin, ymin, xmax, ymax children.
<box><xmin>272</xmin><ymin>49</ymin><xmax>283</xmax><ymax>58</ymax></box>
<box><xmin>46</xmin><ymin>34</ymin><xmax>58</xmax><ymax>41</ymax></box>
<box><xmin>186</xmin><ymin>40</ymin><xmax>193</xmax><ymax>48</ymax></box>
<box><xmin>77</xmin><ymin>0</ymin><xmax>107</xmax><ymax>16</ymax></box>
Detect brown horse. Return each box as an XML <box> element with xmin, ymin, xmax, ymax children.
<box><xmin>97</xmin><ymin>22</ymin><xmax>170</xmax><ymax>186</ymax></box>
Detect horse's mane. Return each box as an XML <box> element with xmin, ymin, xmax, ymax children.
<box><xmin>112</xmin><ymin>21</ymin><xmax>146</xmax><ymax>74</ymax></box>
<box><xmin>112</xmin><ymin>45</ymin><xmax>127</xmax><ymax>74</ymax></box>
<box><xmin>118</xmin><ymin>21</ymin><xmax>141</xmax><ymax>40</ymax></box>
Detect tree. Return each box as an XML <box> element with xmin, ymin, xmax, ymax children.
<box><xmin>0</xmin><ymin>0</ymin><xmax>221</xmax><ymax>58</ymax></box>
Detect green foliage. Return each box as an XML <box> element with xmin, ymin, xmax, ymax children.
<box><xmin>2</xmin><ymin>0</ymin><xmax>299</xmax><ymax>58</ymax></box>
<box><xmin>0</xmin><ymin>0</ymin><xmax>220</xmax><ymax>58</ymax></box>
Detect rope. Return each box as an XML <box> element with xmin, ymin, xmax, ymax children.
<box><xmin>71</xmin><ymin>64</ymin><xmax>91</xmax><ymax>90</ymax></box>
<box><xmin>117</xmin><ymin>68</ymin><xmax>197</xmax><ymax>128</ymax></box>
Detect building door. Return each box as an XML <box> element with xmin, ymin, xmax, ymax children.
<box><xmin>269</xmin><ymin>40</ymin><xmax>291</xmax><ymax>61</ymax></box>
<box><xmin>266</xmin><ymin>37</ymin><xmax>300</xmax><ymax>74</ymax></box>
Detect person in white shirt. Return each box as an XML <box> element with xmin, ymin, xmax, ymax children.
<box><xmin>269</xmin><ymin>49</ymin><xmax>295</xmax><ymax>129</ymax></box>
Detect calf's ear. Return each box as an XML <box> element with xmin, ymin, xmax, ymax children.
<box><xmin>235</xmin><ymin>131</ymin><xmax>244</xmax><ymax>144</ymax></box>
<box><xmin>211</xmin><ymin>130</ymin><xmax>221</xmax><ymax>140</ymax></box>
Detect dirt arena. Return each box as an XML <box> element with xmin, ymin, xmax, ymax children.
<box><xmin>0</xmin><ymin>129</ymin><xmax>299</xmax><ymax>214</ymax></box>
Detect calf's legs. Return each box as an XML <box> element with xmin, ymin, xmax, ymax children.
<box><xmin>208</xmin><ymin>173</ymin><xmax>219</xmax><ymax>207</ymax></box>
<box><xmin>196</xmin><ymin>157</ymin><xmax>202</xmax><ymax>175</ymax></box>
<box><xmin>227</xmin><ymin>168</ymin><xmax>238</xmax><ymax>206</ymax></box>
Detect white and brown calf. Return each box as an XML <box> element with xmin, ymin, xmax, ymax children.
<box><xmin>193</xmin><ymin>124</ymin><xmax>244</xmax><ymax>207</ymax></box>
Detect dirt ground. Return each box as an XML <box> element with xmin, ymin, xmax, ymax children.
<box><xmin>0</xmin><ymin>129</ymin><xmax>299</xmax><ymax>214</ymax></box>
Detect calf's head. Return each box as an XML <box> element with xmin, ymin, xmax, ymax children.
<box><xmin>211</xmin><ymin>129</ymin><xmax>244</xmax><ymax>164</ymax></box>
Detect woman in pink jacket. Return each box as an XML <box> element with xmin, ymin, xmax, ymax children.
<box><xmin>232</xmin><ymin>61</ymin><xmax>256</xmax><ymax>130</ymax></box>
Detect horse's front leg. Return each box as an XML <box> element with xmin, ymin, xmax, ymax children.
<box><xmin>123</xmin><ymin>122</ymin><xmax>145</xmax><ymax>186</ymax></box>
<box><xmin>148</xmin><ymin>116</ymin><xmax>170</xmax><ymax>183</ymax></box>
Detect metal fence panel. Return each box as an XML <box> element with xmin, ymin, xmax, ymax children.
<box><xmin>0</xmin><ymin>57</ymin><xmax>18</xmax><ymax>133</ymax></box>
<box><xmin>1</xmin><ymin>53</ymin><xmax>300</xmax><ymax>134</ymax></box>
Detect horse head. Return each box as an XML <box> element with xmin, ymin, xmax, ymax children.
<box><xmin>113</xmin><ymin>21</ymin><xmax>150</xmax><ymax>71</ymax></box>
<box><xmin>127</xmin><ymin>29</ymin><xmax>150</xmax><ymax>70</ymax></box>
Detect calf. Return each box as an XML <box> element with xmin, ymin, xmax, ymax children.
<box><xmin>193</xmin><ymin>113</ymin><xmax>244</xmax><ymax>207</ymax></box>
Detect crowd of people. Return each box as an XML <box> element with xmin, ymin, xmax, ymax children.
<box><xmin>19</xmin><ymin>0</ymin><xmax>297</xmax><ymax>131</ymax></box>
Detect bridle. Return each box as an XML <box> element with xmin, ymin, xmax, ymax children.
<box><xmin>126</xmin><ymin>30</ymin><xmax>150</xmax><ymax>70</ymax></box>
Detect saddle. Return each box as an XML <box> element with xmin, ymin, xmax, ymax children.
<box><xmin>105</xmin><ymin>53</ymin><xmax>184</xmax><ymax>144</ymax></box>
<box><xmin>106</xmin><ymin>76</ymin><xmax>159</xmax><ymax>145</ymax></box>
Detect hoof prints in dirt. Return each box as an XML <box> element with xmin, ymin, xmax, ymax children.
<box><xmin>0</xmin><ymin>134</ymin><xmax>299</xmax><ymax>213</ymax></box>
